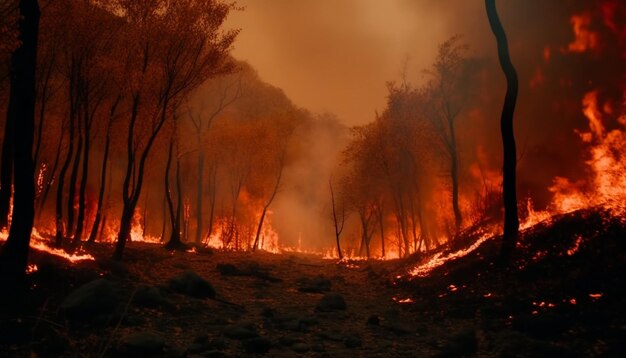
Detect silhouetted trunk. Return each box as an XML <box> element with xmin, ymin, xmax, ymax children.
<box><xmin>67</xmin><ymin>117</ymin><xmax>83</xmax><ymax>239</ymax></box>
<box><xmin>375</xmin><ymin>203</ymin><xmax>385</xmax><ymax>257</ymax></box>
<box><xmin>449</xmin><ymin>124</ymin><xmax>462</xmax><ymax>231</ymax></box>
<box><xmin>164</xmin><ymin>138</ymin><xmax>178</xmax><ymax>248</ymax></box>
<box><xmin>329</xmin><ymin>179</ymin><xmax>344</xmax><ymax>260</ymax></box>
<box><xmin>165</xmin><ymin>139</ymin><xmax>185</xmax><ymax>250</ymax></box>
<box><xmin>204</xmin><ymin>165</ymin><xmax>217</xmax><ymax>244</ymax></box>
<box><xmin>88</xmin><ymin>97</ymin><xmax>118</xmax><ymax>244</ymax></box>
<box><xmin>114</xmin><ymin>95</ymin><xmax>168</xmax><ymax>260</ymax></box>
<box><xmin>0</xmin><ymin>0</ymin><xmax>40</xmax><ymax>287</ymax></box>
<box><xmin>0</xmin><ymin>89</ymin><xmax>14</xmax><ymax>230</ymax></box>
<box><xmin>195</xmin><ymin>150</ymin><xmax>204</xmax><ymax>243</ymax></box>
<box><xmin>486</xmin><ymin>0</ymin><xmax>519</xmax><ymax>261</ymax></box>
<box><xmin>252</xmin><ymin>159</ymin><xmax>284</xmax><ymax>251</ymax></box>
<box><xmin>37</xmin><ymin>121</ymin><xmax>63</xmax><ymax>216</ymax></box>
<box><xmin>55</xmin><ymin>112</ymin><xmax>75</xmax><ymax>246</ymax></box>
<box><xmin>74</xmin><ymin>103</ymin><xmax>93</xmax><ymax>244</ymax></box>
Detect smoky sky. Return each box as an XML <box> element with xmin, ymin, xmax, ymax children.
<box><xmin>227</xmin><ymin>0</ymin><xmax>625</xmax><ymax>210</ymax></box>
<box><xmin>226</xmin><ymin>1</ymin><xmax>598</xmax><ymax>126</ymax></box>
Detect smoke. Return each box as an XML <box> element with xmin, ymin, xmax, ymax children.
<box><xmin>226</xmin><ymin>0</ymin><xmax>625</xmax><ymax>234</ymax></box>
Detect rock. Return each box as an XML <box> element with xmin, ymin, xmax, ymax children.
<box><xmin>217</xmin><ymin>263</ymin><xmax>241</xmax><ymax>276</ymax></box>
<box><xmin>168</xmin><ymin>271</ymin><xmax>215</xmax><ymax>299</ymax></box>
<box><xmin>437</xmin><ymin>328</ymin><xmax>478</xmax><ymax>358</ymax></box>
<box><xmin>297</xmin><ymin>275</ymin><xmax>332</xmax><ymax>293</ymax></box>
<box><xmin>278</xmin><ymin>335</ymin><xmax>302</xmax><ymax>347</ymax></box>
<box><xmin>316</xmin><ymin>293</ymin><xmax>347</xmax><ymax>312</ymax></box>
<box><xmin>292</xmin><ymin>343</ymin><xmax>309</xmax><ymax>353</ymax></box>
<box><xmin>243</xmin><ymin>337</ymin><xmax>272</xmax><ymax>354</ymax></box>
<box><xmin>345</xmin><ymin>335</ymin><xmax>362</xmax><ymax>348</ymax></box>
<box><xmin>133</xmin><ymin>285</ymin><xmax>168</xmax><ymax>308</ymax></box>
<box><xmin>317</xmin><ymin>331</ymin><xmax>345</xmax><ymax>342</ymax></box>
<box><xmin>223</xmin><ymin>325</ymin><xmax>259</xmax><ymax>340</ymax></box>
<box><xmin>121</xmin><ymin>331</ymin><xmax>165</xmax><ymax>355</ymax></box>
<box><xmin>60</xmin><ymin>279</ymin><xmax>119</xmax><ymax>320</ymax></box>
<box><xmin>366</xmin><ymin>315</ymin><xmax>380</xmax><ymax>326</ymax></box>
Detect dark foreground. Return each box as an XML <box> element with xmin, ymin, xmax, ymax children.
<box><xmin>0</xmin><ymin>208</ymin><xmax>624</xmax><ymax>357</ymax></box>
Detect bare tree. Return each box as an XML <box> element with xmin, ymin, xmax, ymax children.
<box><xmin>329</xmin><ymin>177</ymin><xmax>346</xmax><ymax>259</ymax></box>
<box><xmin>110</xmin><ymin>0</ymin><xmax>238</xmax><ymax>260</ymax></box>
<box><xmin>423</xmin><ymin>36</ymin><xmax>470</xmax><ymax>233</ymax></box>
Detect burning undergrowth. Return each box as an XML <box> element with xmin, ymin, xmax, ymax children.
<box><xmin>394</xmin><ymin>206</ymin><xmax>626</xmax><ymax>356</ymax></box>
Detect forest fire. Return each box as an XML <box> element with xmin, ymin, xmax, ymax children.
<box><xmin>0</xmin><ymin>229</ymin><xmax>94</xmax><ymax>263</ymax></box>
<box><xmin>1</xmin><ymin>0</ymin><xmax>625</xmax><ymax>356</ymax></box>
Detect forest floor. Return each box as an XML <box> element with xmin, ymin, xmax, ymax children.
<box><xmin>1</xmin><ymin>207</ymin><xmax>625</xmax><ymax>357</ymax></box>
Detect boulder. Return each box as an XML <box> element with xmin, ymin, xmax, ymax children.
<box><xmin>316</xmin><ymin>293</ymin><xmax>347</xmax><ymax>312</ymax></box>
<box><xmin>168</xmin><ymin>271</ymin><xmax>215</xmax><ymax>299</ymax></box>
<box><xmin>60</xmin><ymin>279</ymin><xmax>119</xmax><ymax>320</ymax></box>
<box><xmin>121</xmin><ymin>331</ymin><xmax>165</xmax><ymax>356</ymax></box>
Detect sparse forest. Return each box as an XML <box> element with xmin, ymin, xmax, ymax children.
<box><xmin>0</xmin><ymin>0</ymin><xmax>625</xmax><ymax>356</ymax></box>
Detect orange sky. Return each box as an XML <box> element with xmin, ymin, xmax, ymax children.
<box><xmin>226</xmin><ymin>0</ymin><xmax>495</xmax><ymax>126</ymax></box>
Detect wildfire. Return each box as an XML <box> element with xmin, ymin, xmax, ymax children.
<box><xmin>408</xmin><ymin>227</ymin><xmax>495</xmax><ymax>277</ymax></box>
<box><xmin>566</xmin><ymin>13</ymin><xmax>599</xmax><ymax>53</ymax></box>
<box><xmin>0</xmin><ymin>229</ymin><xmax>94</xmax><ymax>263</ymax></box>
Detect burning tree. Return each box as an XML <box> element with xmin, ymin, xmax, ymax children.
<box><xmin>422</xmin><ymin>35</ymin><xmax>471</xmax><ymax>233</ymax></box>
<box><xmin>107</xmin><ymin>0</ymin><xmax>239</xmax><ymax>260</ymax></box>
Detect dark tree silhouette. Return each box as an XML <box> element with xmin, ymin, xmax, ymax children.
<box><xmin>485</xmin><ymin>0</ymin><xmax>519</xmax><ymax>261</ymax></box>
<box><xmin>0</xmin><ymin>0</ymin><xmax>40</xmax><ymax>287</ymax></box>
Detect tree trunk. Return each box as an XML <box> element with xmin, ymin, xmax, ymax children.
<box><xmin>449</xmin><ymin>127</ymin><xmax>462</xmax><ymax>231</ymax></box>
<box><xmin>252</xmin><ymin>159</ymin><xmax>284</xmax><ymax>251</ymax></box>
<box><xmin>87</xmin><ymin>97</ymin><xmax>118</xmax><ymax>244</ymax></box>
<box><xmin>37</xmin><ymin>121</ymin><xmax>63</xmax><ymax>216</ymax></box>
<box><xmin>0</xmin><ymin>89</ymin><xmax>14</xmax><ymax>230</ymax></box>
<box><xmin>55</xmin><ymin>113</ymin><xmax>75</xmax><ymax>246</ymax></box>
<box><xmin>486</xmin><ymin>0</ymin><xmax>519</xmax><ymax>261</ymax></box>
<box><xmin>195</xmin><ymin>150</ymin><xmax>204</xmax><ymax>244</ymax></box>
<box><xmin>74</xmin><ymin>108</ymin><xmax>91</xmax><ymax>245</ymax></box>
<box><xmin>164</xmin><ymin>138</ymin><xmax>184</xmax><ymax>250</ymax></box>
<box><xmin>66</xmin><ymin>118</ymin><xmax>83</xmax><ymax>238</ymax></box>
<box><xmin>0</xmin><ymin>0</ymin><xmax>40</xmax><ymax>288</ymax></box>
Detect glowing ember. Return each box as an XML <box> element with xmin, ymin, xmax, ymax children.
<box><xmin>408</xmin><ymin>228</ymin><xmax>495</xmax><ymax>277</ymax></box>
<box><xmin>589</xmin><ymin>293</ymin><xmax>604</xmax><ymax>300</ymax></box>
<box><xmin>26</xmin><ymin>264</ymin><xmax>38</xmax><ymax>274</ymax></box>
<box><xmin>567</xmin><ymin>235</ymin><xmax>584</xmax><ymax>256</ymax></box>
<box><xmin>392</xmin><ymin>297</ymin><xmax>415</xmax><ymax>304</ymax></box>
<box><xmin>0</xmin><ymin>229</ymin><xmax>94</xmax><ymax>263</ymax></box>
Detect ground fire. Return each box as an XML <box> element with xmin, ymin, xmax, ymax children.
<box><xmin>0</xmin><ymin>0</ymin><xmax>625</xmax><ymax>356</ymax></box>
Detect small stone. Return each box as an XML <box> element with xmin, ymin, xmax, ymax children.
<box><xmin>345</xmin><ymin>335</ymin><xmax>362</xmax><ymax>348</ymax></box>
<box><xmin>367</xmin><ymin>315</ymin><xmax>380</xmax><ymax>326</ymax></box>
<box><xmin>315</xmin><ymin>293</ymin><xmax>347</xmax><ymax>312</ymax></box>
<box><xmin>223</xmin><ymin>325</ymin><xmax>259</xmax><ymax>340</ymax></box>
<box><xmin>121</xmin><ymin>331</ymin><xmax>165</xmax><ymax>355</ymax></box>
<box><xmin>134</xmin><ymin>285</ymin><xmax>168</xmax><ymax>308</ymax></box>
<box><xmin>292</xmin><ymin>343</ymin><xmax>309</xmax><ymax>353</ymax></box>
<box><xmin>297</xmin><ymin>275</ymin><xmax>332</xmax><ymax>293</ymax></box>
<box><xmin>243</xmin><ymin>337</ymin><xmax>272</xmax><ymax>354</ymax></box>
<box><xmin>437</xmin><ymin>328</ymin><xmax>478</xmax><ymax>358</ymax></box>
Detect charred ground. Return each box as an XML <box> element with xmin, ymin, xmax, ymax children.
<box><xmin>1</xmin><ymin>207</ymin><xmax>625</xmax><ymax>357</ymax></box>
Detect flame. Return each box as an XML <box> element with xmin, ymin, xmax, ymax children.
<box><xmin>566</xmin><ymin>14</ymin><xmax>599</xmax><ymax>53</ymax></box>
<box><xmin>0</xmin><ymin>229</ymin><xmax>94</xmax><ymax>263</ymax></box>
<box><xmin>408</xmin><ymin>227</ymin><xmax>495</xmax><ymax>277</ymax></box>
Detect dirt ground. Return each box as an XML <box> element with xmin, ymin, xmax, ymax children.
<box><xmin>1</xmin><ymin>209</ymin><xmax>625</xmax><ymax>357</ymax></box>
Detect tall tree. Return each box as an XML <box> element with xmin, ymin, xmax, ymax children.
<box><xmin>0</xmin><ymin>0</ymin><xmax>40</xmax><ymax>286</ymax></box>
<box><xmin>485</xmin><ymin>0</ymin><xmax>519</xmax><ymax>260</ymax></box>
<box><xmin>110</xmin><ymin>0</ymin><xmax>238</xmax><ymax>260</ymax></box>
<box><xmin>424</xmin><ymin>36</ymin><xmax>469</xmax><ymax>233</ymax></box>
